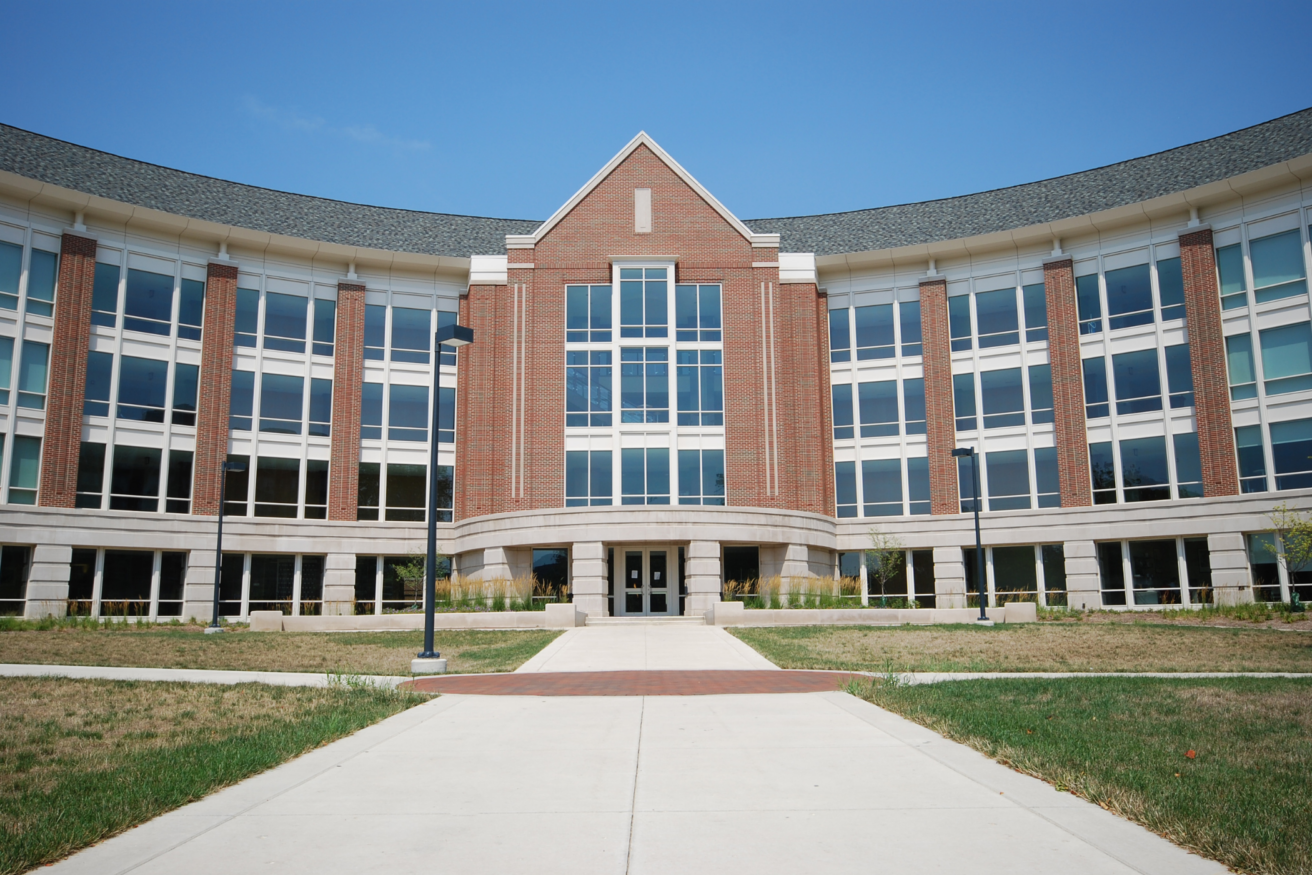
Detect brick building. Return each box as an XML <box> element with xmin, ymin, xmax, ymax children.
<box><xmin>1</xmin><ymin>111</ymin><xmax>1312</xmax><ymax>619</ymax></box>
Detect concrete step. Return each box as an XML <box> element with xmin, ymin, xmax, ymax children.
<box><xmin>584</xmin><ymin>616</ymin><xmax>708</xmax><ymax>627</ymax></box>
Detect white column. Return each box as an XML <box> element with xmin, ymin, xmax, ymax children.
<box><xmin>1207</xmin><ymin>532</ymin><xmax>1253</xmax><ymax>606</ymax></box>
<box><xmin>1063</xmin><ymin>540</ymin><xmax>1102</xmax><ymax>610</ymax></box>
<box><xmin>932</xmin><ymin>545</ymin><xmax>966</xmax><ymax>609</ymax></box>
<box><xmin>684</xmin><ymin>540</ymin><xmax>721</xmax><ymax>617</ymax></box>
<box><xmin>571</xmin><ymin>542</ymin><xmax>608</xmax><ymax>616</ymax></box>
<box><xmin>182</xmin><ymin>549</ymin><xmax>217</xmax><ymax>621</ymax></box>
<box><xmin>23</xmin><ymin>544</ymin><xmax>72</xmax><ymax>618</ymax></box>
<box><xmin>321</xmin><ymin>553</ymin><xmax>357</xmax><ymax>616</ymax></box>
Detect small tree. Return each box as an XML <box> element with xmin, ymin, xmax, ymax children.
<box><xmin>1266</xmin><ymin>504</ymin><xmax>1311</xmax><ymax>609</ymax></box>
<box><xmin>865</xmin><ymin>529</ymin><xmax>907</xmax><ymax>607</ymax></box>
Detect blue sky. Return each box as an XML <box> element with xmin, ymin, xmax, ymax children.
<box><xmin>2</xmin><ymin>1</ymin><xmax>1310</xmax><ymax>222</ymax></box>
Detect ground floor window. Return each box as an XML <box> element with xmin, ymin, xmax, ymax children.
<box><xmin>354</xmin><ymin>554</ymin><xmax>449</xmax><ymax>615</ymax></box>
<box><xmin>533</xmin><ymin>548</ymin><xmax>569</xmax><ymax>602</ymax></box>
<box><xmin>1246</xmin><ymin>533</ymin><xmax>1311</xmax><ymax>603</ymax></box>
<box><xmin>862</xmin><ymin>548</ymin><xmax>936</xmax><ymax>608</ymax></box>
<box><xmin>722</xmin><ymin>546</ymin><xmax>760</xmax><ymax>595</ymax></box>
<box><xmin>220</xmin><ymin>553</ymin><xmax>326</xmax><ymax>617</ymax></box>
<box><xmin>964</xmin><ymin>544</ymin><xmax>1066</xmax><ymax>607</ymax></box>
<box><xmin>0</xmin><ymin>545</ymin><xmax>31</xmax><ymax>615</ymax></box>
<box><xmin>67</xmin><ymin>548</ymin><xmax>186</xmax><ymax>618</ymax></box>
<box><xmin>1096</xmin><ymin>538</ymin><xmax>1212</xmax><ymax>606</ymax></box>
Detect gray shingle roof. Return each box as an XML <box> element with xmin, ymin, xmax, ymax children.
<box><xmin>4</xmin><ymin>108</ymin><xmax>1311</xmax><ymax>259</ymax></box>
<box><xmin>743</xmin><ymin>107</ymin><xmax>1312</xmax><ymax>256</ymax></box>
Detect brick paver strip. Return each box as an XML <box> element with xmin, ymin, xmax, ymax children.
<box><xmin>404</xmin><ymin>670</ymin><xmax>861</xmax><ymax>696</ymax></box>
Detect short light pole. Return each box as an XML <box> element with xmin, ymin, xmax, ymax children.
<box><xmin>413</xmin><ymin>321</ymin><xmax>474</xmax><ymax>674</ymax></box>
<box><xmin>951</xmin><ymin>447</ymin><xmax>991</xmax><ymax>625</ymax></box>
<box><xmin>207</xmin><ymin>459</ymin><xmax>246</xmax><ymax>634</ymax></box>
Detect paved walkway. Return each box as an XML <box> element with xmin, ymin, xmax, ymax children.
<box><xmin>409</xmin><ymin>669</ymin><xmax>861</xmax><ymax>695</ymax></box>
<box><xmin>515</xmin><ymin>624</ymin><xmax>777</xmax><ymax>672</ymax></box>
<box><xmin>0</xmin><ymin>662</ymin><xmax>410</xmax><ymax>687</ymax></box>
<box><xmin>41</xmin><ymin>625</ymin><xmax>1227</xmax><ymax>874</ymax></box>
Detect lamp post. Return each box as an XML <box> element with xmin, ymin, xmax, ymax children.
<box><xmin>951</xmin><ymin>447</ymin><xmax>991</xmax><ymax>625</ymax></box>
<box><xmin>206</xmin><ymin>459</ymin><xmax>246</xmax><ymax>634</ymax></box>
<box><xmin>413</xmin><ymin>322</ymin><xmax>474</xmax><ymax>674</ymax></box>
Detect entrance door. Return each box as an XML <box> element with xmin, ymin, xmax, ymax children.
<box><xmin>618</xmin><ymin>548</ymin><xmax>676</xmax><ymax>616</ymax></box>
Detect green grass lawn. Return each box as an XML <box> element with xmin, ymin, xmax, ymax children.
<box><xmin>732</xmin><ymin>623</ymin><xmax>1312</xmax><ymax>673</ymax></box>
<box><xmin>0</xmin><ymin>676</ymin><xmax>428</xmax><ymax>875</ymax></box>
<box><xmin>0</xmin><ymin>623</ymin><xmax>560</xmax><ymax>675</ymax></box>
<box><xmin>850</xmin><ymin>676</ymin><xmax>1312</xmax><ymax>875</ymax></box>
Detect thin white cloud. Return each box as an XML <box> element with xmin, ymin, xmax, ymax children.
<box><xmin>242</xmin><ymin>96</ymin><xmax>429</xmax><ymax>151</ymax></box>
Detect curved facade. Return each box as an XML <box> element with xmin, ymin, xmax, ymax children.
<box><xmin>2</xmin><ymin>110</ymin><xmax>1312</xmax><ymax>619</ymax></box>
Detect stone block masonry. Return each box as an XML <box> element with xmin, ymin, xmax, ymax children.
<box><xmin>1043</xmin><ymin>258</ymin><xmax>1092</xmax><ymax>507</ymax></box>
<box><xmin>38</xmin><ymin>232</ymin><xmax>97</xmax><ymax>508</ymax></box>
<box><xmin>192</xmin><ymin>260</ymin><xmax>238</xmax><ymax>515</ymax></box>
<box><xmin>328</xmin><ymin>281</ymin><xmax>365</xmax><ymax>520</ymax></box>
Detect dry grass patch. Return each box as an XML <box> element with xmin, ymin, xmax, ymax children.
<box><xmin>732</xmin><ymin>623</ymin><xmax>1312</xmax><ymax>673</ymax></box>
<box><xmin>0</xmin><ymin>626</ymin><xmax>560</xmax><ymax>676</ymax></box>
<box><xmin>0</xmin><ymin>676</ymin><xmax>425</xmax><ymax>874</ymax></box>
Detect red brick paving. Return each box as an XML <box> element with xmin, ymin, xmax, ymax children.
<box><xmin>404</xmin><ymin>670</ymin><xmax>861</xmax><ymax>696</ymax></box>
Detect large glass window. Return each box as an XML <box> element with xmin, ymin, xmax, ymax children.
<box><xmin>230</xmin><ymin>370</ymin><xmax>254</xmax><ymax>431</ymax></box>
<box><xmin>1128</xmin><ymin>540</ymin><xmax>1183</xmax><ymax>605</ymax></box>
<box><xmin>1028</xmin><ymin>364</ymin><xmax>1053</xmax><ymax>424</ymax></box>
<box><xmin>1235</xmin><ymin>424</ymin><xmax>1267</xmax><ymax>493</ymax></box>
<box><xmin>835</xmin><ymin>460</ymin><xmax>857</xmax><ymax>518</ymax></box>
<box><xmin>1157</xmin><ymin>257</ymin><xmax>1184</xmax><ymax>321</ymax></box>
<box><xmin>620</xmin><ymin>348</ymin><xmax>669</xmax><ymax>423</ymax></box>
<box><xmin>361</xmin><ymin>382</ymin><xmax>383</xmax><ymax>440</ymax></box>
<box><xmin>861</xmin><ymin>457</ymin><xmax>901</xmax><ymax>516</ymax></box>
<box><xmin>678</xmin><ymin>449</ymin><xmax>725</xmax><ymax>505</ymax></box>
<box><xmin>304</xmin><ymin>460</ymin><xmax>328</xmax><ymax>519</ymax></box>
<box><xmin>75</xmin><ymin>442</ymin><xmax>105</xmax><ymax>508</ymax></box>
<box><xmin>172</xmin><ymin>362</ymin><xmax>198</xmax><ymax>426</ymax></box>
<box><xmin>223</xmin><ymin>454</ymin><xmax>249</xmax><ymax>516</ymax></box>
<box><xmin>566</xmin><ymin>450</ymin><xmax>613</xmax><ymax>506</ymax></box>
<box><xmin>8</xmin><ymin>436</ymin><xmax>40</xmax><ymax>505</ymax></box>
<box><xmin>124</xmin><ymin>269</ymin><xmax>173</xmax><ymax>336</ymax></box>
<box><xmin>621</xmin><ymin>447</ymin><xmax>670</xmax><ymax>504</ymax></box>
<box><xmin>855</xmin><ymin>304</ymin><xmax>895</xmax><ymax>360</ymax></box>
<box><xmin>109</xmin><ymin>445</ymin><xmax>160</xmax><ymax>512</ymax></box>
<box><xmin>675</xmin><ymin>284</ymin><xmax>720</xmax><ymax>342</ymax></box>
<box><xmin>1247</xmin><ymin>533</ymin><xmax>1281</xmax><ymax>602</ymax></box>
<box><xmin>1216</xmin><ymin>244</ymin><xmax>1246</xmax><ymax>310</ymax></box>
<box><xmin>312</xmin><ymin>299</ymin><xmax>335</xmax><ymax>356</ymax></box>
<box><xmin>234</xmin><ymin>288</ymin><xmax>259</xmax><ymax>347</ymax></box>
<box><xmin>832</xmin><ymin>383</ymin><xmax>854</xmax><ymax>440</ymax></box>
<box><xmin>16</xmin><ymin>340</ymin><xmax>48</xmax><ymax>410</ymax></box>
<box><xmin>975</xmin><ymin>289</ymin><xmax>1019</xmax><ymax>348</ymax></box>
<box><xmin>178</xmin><ymin>279</ymin><xmax>204</xmax><ymax>341</ymax></box>
<box><xmin>1120</xmin><ymin>436</ymin><xmax>1169</xmax><ymax>503</ymax></box>
<box><xmin>1097</xmin><ymin>541</ymin><xmax>1127</xmax><ymax>606</ymax></box>
<box><xmin>953</xmin><ymin>373</ymin><xmax>976</xmax><ymax>432</ymax></box>
<box><xmin>260</xmin><ymin>374</ymin><xmax>304</xmax><ymax>435</ymax></box>
<box><xmin>1035</xmin><ymin>446</ymin><xmax>1060</xmax><ymax>507</ymax></box>
<box><xmin>82</xmin><ymin>349</ymin><xmax>111</xmax><ymax>416</ymax></box>
<box><xmin>0</xmin><ymin>241</ymin><xmax>21</xmax><ymax>311</ymax></box>
<box><xmin>1105</xmin><ymin>264</ymin><xmax>1153</xmax><ymax>330</ymax></box>
<box><xmin>1259</xmin><ymin>322</ymin><xmax>1312</xmax><ymax>396</ymax></box>
<box><xmin>1076</xmin><ymin>273</ymin><xmax>1102</xmax><ymax>334</ymax></box>
<box><xmin>1249</xmin><ymin>229</ymin><xmax>1307</xmax><ymax>304</ymax></box>
<box><xmin>908</xmin><ymin>456</ymin><xmax>930</xmax><ymax>515</ymax></box>
<box><xmin>1022</xmin><ymin>283</ymin><xmax>1047</xmax><ymax>343</ymax></box>
<box><xmin>436</xmin><ymin>311</ymin><xmax>458</xmax><ymax>367</ymax></box>
<box><xmin>948</xmin><ymin>295</ymin><xmax>971</xmax><ymax>351</ymax></box>
<box><xmin>899</xmin><ymin>300</ymin><xmax>922</xmax><ymax>356</ymax></box>
<box><xmin>357</xmin><ymin>462</ymin><xmax>379</xmax><ymax>520</ymax></box>
<box><xmin>829</xmin><ymin>309</ymin><xmax>850</xmax><ymax>363</ymax></box>
<box><xmin>0</xmin><ymin>337</ymin><xmax>10</xmax><ymax>406</ymax></box>
<box><xmin>567</xmin><ymin>284</ymin><xmax>613</xmax><ymax>343</ymax></box>
<box><xmin>986</xmin><ymin>450</ymin><xmax>1030</xmax><ymax>510</ymax></box>
<box><xmin>308</xmin><ymin>378</ymin><xmax>331</xmax><ymax>437</ymax></box>
<box><xmin>980</xmin><ymin>368</ymin><xmax>1024</xmax><ymax>429</ymax></box>
<box><xmin>430</xmin><ymin>464</ymin><xmax>454</xmax><ymax>523</ymax></box>
<box><xmin>1089</xmin><ymin>441</ymin><xmax>1115</xmax><ymax>504</ymax></box>
<box><xmin>567</xmin><ymin>351</ymin><xmax>613</xmax><ymax>427</ymax></box>
<box><xmin>391</xmin><ymin>307</ymin><xmax>430</xmax><ymax>363</ymax></box>
<box><xmin>1112</xmin><ymin>349</ymin><xmax>1162</xmax><ymax>414</ymax></box>
<box><xmin>1083</xmin><ymin>356</ymin><xmax>1109</xmax><ymax>419</ymax></box>
<box><xmin>263</xmin><ymin>293</ymin><xmax>307</xmax><ymax>353</ymax></box>
<box><xmin>254</xmin><ymin>457</ymin><xmax>299</xmax><ymax>518</ymax></box>
<box><xmin>91</xmin><ymin>263</ymin><xmax>120</xmax><ymax>327</ymax></box>
<box><xmin>1173</xmin><ymin>432</ymin><xmax>1202</xmax><ymax>499</ymax></box>
<box><xmin>1270</xmin><ymin>418</ymin><xmax>1312</xmax><ymax>490</ymax></box>
<box><xmin>1226</xmin><ymin>333</ymin><xmax>1256</xmax><ymax>400</ymax></box>
<box><xmin>26</xmin><ymin>249</ymin><xmax>57</xmax><ymax>317</ymax></box>
<box><xmin>364</xmin><ymin>304</ymin><xmax>385</xmax><ymax>360</ymax></box>
<box><xmin>388</xmin><ymin>384</ymin><xmax>428</xmax><ymax>442</ymax></box>
<box><xmin>675</xmin><ymin>350</ymin><xmax>723</xmax><ymax>426</ymax></box>
<box><xmin>619</xmin><ymin>267</ymin><xmax>667</xmax><ymax>338</ymax></box>
<box><xmin>1164</xmin><ymin>344</ymin><xmax>1193</xmax><ymax>408</ymax></box>
<box><xmin>957</xmin><ymin>454</ymin><xmax>980</xmax><ymax>514</ymax></box>
<box><xmin>858</xmin><ymin>380</ymin><xmax>898</xmax><ymax>437</ymax></box>
<box><xmin>116</xmin><ymin>355</ymin><xmax>167</xmax><ymax>422</ymax></box>
<box><xmin>166</xmin><ymin>449</ymin><xmax>192</xmax><ymax>514</ymax></box>
<box><xmin>386</xmin><ymin>463</ymin><xmax>427</xmax><ymax>521</ymax></box>
<box><xmin>903</xmin><ymin>378</ymin><xmax>926</xmax><ymax>435</ymax></box>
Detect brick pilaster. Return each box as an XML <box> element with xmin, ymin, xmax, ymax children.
<box><xmin>919</xmin><ymin>278</ymin><xmax>958</xmax><ymax>514</ymax></box>
<box><xmin>1180</xmin><ymin>228</ymin><xmax>1238</xmax><ymax>496</ymax></box>
<box><xmin>38</xmin><ymin>232</ymin><xmax>97</xmax><ymax>507</ymax></box>
<box><xmin>456</xmin><ymin>283</ymin><xmax>514</xmax><ymax>520</ymax></box>
<box><xmin>192</xmin><ymin>260</ymin><xmax>238</xmax><ymax>515</ymax></box>
<box><xmin>775</xmin><ymin>282</ymin><xmax>830</xmax><ymax>515</ymax></box>
<box><xmin>327</xmin><ymin>281</ymin><xmax>365</xmax><ymax>520</ymax></box>
<box><xmin>1043</xmin><ymin>258</ymin><xmax>1092</xmax><ymax>507</ymax></box>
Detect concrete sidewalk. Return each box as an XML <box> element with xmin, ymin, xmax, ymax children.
<box><xmin>0</xmin><ymin>662</ymin><xmax>410</xmax><ymax>687</ymax></box>
<box><xmin>516</xmin><ymin>624</ymin><xmax>777</xmax><ymax>672</ymax></box>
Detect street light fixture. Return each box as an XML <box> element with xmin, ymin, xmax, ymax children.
<box><xmin>413</xmin><ymin>322</ymin><xmax>474</xmax><ymax>674</ymax></box>
<box><xmin>207</xmin><ymin>459</ymin><xmax>247</xmax><ymax>634</ymax></box>
<box><xmin>951</xmin><ymin>447</ymin><xmax>991</xmax><ymax>625</ymax></box>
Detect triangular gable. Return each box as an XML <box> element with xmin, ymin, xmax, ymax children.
<box><xmin>506</xmin><ymin>132</ymin><xmax>778</xmax><ymax>249</ymax></box>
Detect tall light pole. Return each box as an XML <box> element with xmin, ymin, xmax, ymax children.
<box><xmin>951</xmin><ymin>447</ymin><xmax>991</xmax><ymax>625</ymax></box>
<box><xmin>207</xmin><ymin>458</ymin><xmax>246</xmax><ymax>634</ymax></box>
<box><xmin>413</xmin><ymin>321</ymin><xmax>473</xmax><ymax>674</ymax></box>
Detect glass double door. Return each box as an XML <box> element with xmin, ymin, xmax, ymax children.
<box><xmin>618</xmin><ymin>547</ymin><xmax>676</xmax><ymax>616</ymax></box>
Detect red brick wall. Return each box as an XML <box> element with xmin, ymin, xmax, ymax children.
<box><xmin>38</xmin><ymin>232</ymin><xmax>97</xmax><ymax>507</ymax></box>
<box><xmin>455</xmin><ymin>283</ymin><xmax>518</xmax><ymax>520</ymax></box>
<box><xmin>191</xmin><ymin>260</ymin><xmax>237</xmax><ymax>515</ymax></box>
<box><xmin>919</xmin><ymin>278</ymin><xmax>958</xmax><ymax>514</ymax></box>
<box><xmin>327</xmin><ymin>281</ymin><xmax>365</xmax><ymax>520</ymax></box>
<box><xmin>815</xmin><ymin>291</ymin><xmax>836</xmax><ymax>516</ymax></box>
<box><xmin>1180</xmin><ymin>228</ymin><xmax>1238</xmax><ymax>496</ymax></box>
<box><xmin>1043</xmin><ymin>258</ymin><xmax>1092</xmax><ymax>507</ymax></box>
<box><xmin>775</xmin><ymin>282</ymin><xmax>830</xmax><ymax>514</ymax></box>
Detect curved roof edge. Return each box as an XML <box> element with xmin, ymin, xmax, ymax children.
<box><xmin>3</xmin><ymin>108</ymin><xmax>1312</xmax><ymax>259</ymax></box>
<box><xmin>745</xmin><ymin>107</ymin><xmax>1312</xmax><ymax>256</ymax></box>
